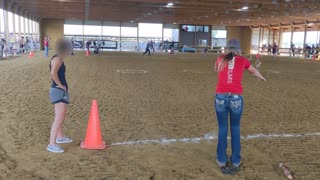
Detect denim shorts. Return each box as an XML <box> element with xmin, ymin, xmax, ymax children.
<box><xmin>49</xmin><ymin>87</ymin><xmax>70</xmax><ymax>104</ymax></box>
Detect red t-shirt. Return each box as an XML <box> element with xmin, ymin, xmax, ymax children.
<box><xmin>215</xmin><ymin>55</ymin><xmax>251</xmax><ymax>94</ymax></box>
<box><xmin>44</xmin><ymin>40</ymin><xmax>49</xmax><ymax>47</ymax></box>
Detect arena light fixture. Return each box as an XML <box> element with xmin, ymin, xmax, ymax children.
<box><xmin>166</xmin><ymin>2</ymin><xmax>174</xmax><ymax>7</ymax></box>
<box><xmin>241</xmin><ymin>6</ymin><xmax>249</xmax><ymax>10</ymax></box>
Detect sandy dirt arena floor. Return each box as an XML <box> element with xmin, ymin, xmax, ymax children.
<box><xmin>0</xmin><ymin>51</ymin><xmax>319</xmax><ymax>180</ymax></box>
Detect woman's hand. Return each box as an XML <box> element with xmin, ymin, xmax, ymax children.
<box><xmin>56</xmin><ymin>85</ymin><xmax>67</xmax><ymax>91</ymax></box>
<box><xmin>259</xmin><ymin>76</ymin><xmax>267</xmax><ymax>82</ymax></box>
<box><xmin>248</xmin><ymin>66</ymin><xmax>266</xmax><ymax>82</ymax></box>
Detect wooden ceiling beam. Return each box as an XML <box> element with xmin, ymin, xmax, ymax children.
<box><xmin>6</xmin><ymin>0</ymin><xmax>320</xmax><ymax>26</ymax></box>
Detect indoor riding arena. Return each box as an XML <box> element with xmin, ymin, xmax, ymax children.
<box><xmin>0</xmin><ymin>0</ymin><xmax>319</xmax><ymax>180</ymax></box>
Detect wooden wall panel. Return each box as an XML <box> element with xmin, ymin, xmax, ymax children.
<box><xmin>40</xmin><ymin>19</ymin><xmax>64</xmax><ymax>50</ymax></box>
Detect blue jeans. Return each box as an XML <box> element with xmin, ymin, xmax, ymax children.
<box><xmin>44</xmin><ymin>46</ymin><xmax>49</xmax><ymax>57</ymax></box>
<box><xmin>215</xmin><ymin>93</ymin><xmax>243</xmax><ymax>165</ymax></box>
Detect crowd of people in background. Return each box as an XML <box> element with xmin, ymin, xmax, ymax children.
<box><xmin>86</xmin><ymin>40</ymin><xmax>102</xmax><ymax>55</ymax></box>
<box><xmin>288</xmin><ymin>43</ymin><xmax>319</xmax><ymax>58</ymax></box>
<box><xmin>302</xmin><ymin>44</ymin><xmax>319</xmax><ymax>58</ymax></box>
<box><xmin>142</xmin><ymin>40</ymin><xmax>176</xmax><ymax>56</ymax></box>
<box><xmin>4</xmin><ymin>35</ymin><xmax>318</xmax><ymax>60</ymax></box>
<box><xmin>262</xmin><ymin>42</ymin><xmax>320</xmax><ymax>59</ymax></box>
<box><xmin>0</xmin><ymin>33</ymin><xmax>40</xmax><ymax>59</ymax></box>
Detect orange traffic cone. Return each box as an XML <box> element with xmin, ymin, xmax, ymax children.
<box><xmin>81</xmin><ymin>100</ymin><xmax>107</xmax><ymax>150</ymax></box>
<box><xmin>86</xmin><ymin>50</ymin><xmax>90</xmax><ymax>56</ymax></box>
<box><xmin>29</xmin><ymin>51</ymin><xmax>34</xmax><ymax>58</ymax></box>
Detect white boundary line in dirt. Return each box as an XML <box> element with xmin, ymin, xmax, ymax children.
<box><xmin>266</xmin><ymin>70</ymin><xmax>280</xmax><ymax>74</ymax></box>
<box><xmin>111</xmin><ymin>132</ymin><xmax>320</xmax><ymax>146</ymax></box>
<box><xmin>181</xmin><ymin>70</ymin><xmax>211</xmax><ymax>74</ymax></box>
<box><xmin>116</xmin><ymin>69</ymin><xmax>148</xmax><ymax>74</ymax></box>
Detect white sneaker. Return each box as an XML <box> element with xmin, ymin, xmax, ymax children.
<box><xmin>47</xmin><ymin>144</ymin><xmax>64</xmax><ymax>153</ymax></box>
<box><xmin>216</xmin><ymin>160</ymin><xmax>226</xmax><ymax>168</ymax></box>
<box><xmin>56</xmin><ymin>137</ymin><xmax>73</xmax><ymax>144</ymax></box>
<box><xmin>233</xmin><ymin>162</ymin><xmax>241</xmax><ymax>168</ymax></box>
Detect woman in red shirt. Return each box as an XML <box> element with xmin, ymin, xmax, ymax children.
<box><xmin>44</xmin><ymin>37</ymin><xmax>49</xmax><ymax>57</ymax></box>
<box><xmin>214</xmin><ymin>39</ymin><xmax>266</xmax><ymax>172</ymax></box>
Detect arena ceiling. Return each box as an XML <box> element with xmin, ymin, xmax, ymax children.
<box><xmin>5</xmin><ymin>0</ymin><xmax>320</xmax><ymax>28</ymax></box>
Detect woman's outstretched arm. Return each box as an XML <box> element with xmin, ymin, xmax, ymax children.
<box><xmin>248</xmin><ymin>65</ymin><xmax>266</xmax><ymax>82</ymax></box>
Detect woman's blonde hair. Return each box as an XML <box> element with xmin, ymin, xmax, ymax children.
<box><xmin>216</xmin><ymin>39</ymin><xmax>241</xmax><ymax>72</ymax></box>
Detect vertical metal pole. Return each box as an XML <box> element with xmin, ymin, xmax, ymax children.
<box><xmin>35</xmin><ymin>19</ymin><xmax>38</xmax><ymax>37</ymax></box>
<box><xmin>262</xmin><ymin>27</ymin><xmax>265</xmax><ymax>46</ymax></box>
<box><xmin>4</xmin><ymin>7</ymin><xmax>9</xmax><ymax>41</ymax></box>
<box><xmin>25</xmin><ymin>15</ymin><xmax>28</xmax><ymax>37</ymax></box>
<box><xmin>258</xmin><ymin>26</ymin><xmax>261</xmax><ymax>53</ymax></box>
<box><xmin>290</xmin><ymin>25</ymin><xmax>294</xmax><ymax>56</ymax></box>
<box><xmin>0</xmin><ymin>9</ymin><xmax>2</xmax><ymax>36</ymax></box>
<box><xmin>318</xmin><ymin>27</ymin><xmax>320</xmax><ymax>45</ymax></box>
<box><xmin>194</xmin><ymin>25</ymin><xmax>196</xmax><ymax>47</ymax></box>
<box><xmin>26</xmin><ymin>15</ymin><xmax>29</xmax><ymax>37</ymax></box>
<box><xmin>82</xmin><ymin>20</ymin><xmax>84</xmax><ymax>50</ymax></box>
<box><xmin>31</xmin><ymin>17</ymin><xmax>33</xmax><ymax>36</ymax></box>
<box><xmin>258</xmin><ymin>26</ymin><xmax>261</xmax><ymax>52</ymax></box>
<box><xmin>120</xmin><ymin>22</ymin><xmax>122</xmax><ymax>51</ymax></box>
<box><xmin>303</xmin><ymin>23</ymin><xmax>307</xmax><ymax>47</ymax></box>
<box><xmin>23</xmin><ymin>13</ymin><xmax>26</xmax><ymax>38</ymax></box>
<box><xmin>278</xmin><ymin>27</ymin><xmax>282</xmax><ymax>48</ymax></box>
<box><xmin>0</xmin><ymin>6</ymin><xmax>2</xmax><ymax>36</ymax></box>
<box><xmin>101</xmin><ymin>21</ymin><xmax>103</xmax><ymax>37</ymax></box>
<box><xmin>209</xmin><ymin>25</ymin><xmax>212</xmax><ymax>48</ymax></box>
<box><xmin>28</xmin><ymin>16</ymin><xmax>30</xmax><ymax>38</ymax></box>
<box><xmin>268</xmin><ymin>27</ymin><xmax>271</xmax><ymax>45</ymax></box>
<box><xmin>137</xmin><ymin>22</ymin><xmax>139</xmax><ymax>51</ymax></box>
<box><xmin>12</xmin><ymin>10</ymin><xmax>16</xmax><ymax>38</ymax></box>
<box><xmin>162</xmin><ymin>24</ymin><xmax>164</xmax><ymax>42</ymax></box>
<box><xmin>303</xmin><ymin>23</ymin><xmax>308</xmax><ymax>58</ymax></box>
<box><xmin>18</xmin><ymin>12</ymin><xmax>21</xmax><ymax>38</ymax></box>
